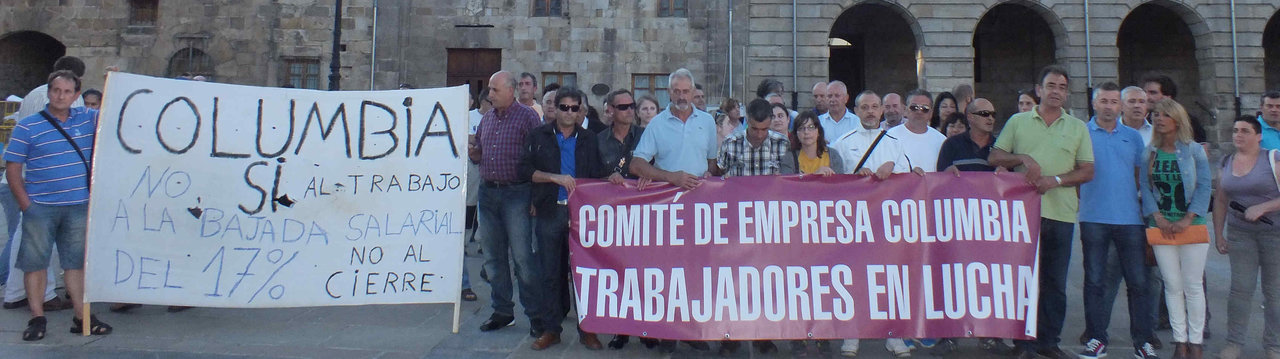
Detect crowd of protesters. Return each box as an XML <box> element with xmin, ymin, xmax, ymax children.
<box><xmin>7</xmin><ymin>55</ymin><xmax>1280</xmax><ymax>359</ymax></box>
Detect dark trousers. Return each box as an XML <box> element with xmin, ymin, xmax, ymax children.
<box><xmin>1080</xmin><ymin>222</ymin><xmax>1153</xmax><ymax>344</ymax></box>
<box><xmin>1016</xmin><ymin>219</ymin><xmax>1075</xmax><ymax>351</ymax></box>
<box><xmin>534</xmin><ymin>204</ymin><xmax>570</xmax><ymax>334</ymax></box>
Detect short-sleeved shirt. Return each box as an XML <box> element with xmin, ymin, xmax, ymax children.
<box><xmin>1259</xmin><ymin>116</ymin><xmax>1280</xmax><ymax>151</ymax></box>
<box><xmin>633</xmin><ymin>107</ymin><xmax>717</xmax><ymax>175</ymax></box>
<box><xmin>476</xmin><ymin>103</ymin><xmax>542</xmax><ymax>182</ymax></box>
<box><xmin>993</xmin><ymin>106</ymin><xmax>1094</xmax><ymax>223</ymax></box>
<box><xmin>887</xmin><ymin>124</ymin><xmax>947</xmax><ymax>173</ymax></box>
<box><xmin>598</xmin><ymin>125</ymin><xmax>643</xmax><ymax>179</ymax></box>
<box><xmin>1078</xmin><ymin>119</ymin><xmax>1144</xmax><ymax>225</ymax></box>
<box><xmin>828</xmin><ymin>127</ymin><xmax>911</xmax><ymax>174</ymax></box>
<box><xmin>818</xmin><ymin>108</ymin><xmax>861</xmax><ymax>139</ymax></box>
<box><xmin>3</xmin><ymin>106</ymin><xmax>98</xmax><ymax>206</ymax></box>
<box><xmin>936</xmin><ymin>131</ymin><xmax>997</xmax><ymax>172</ymax></box>
<box><xmin>717</xmin><ymin>130</ymin><xmax>794</xmax><ymax>177</ymax></box>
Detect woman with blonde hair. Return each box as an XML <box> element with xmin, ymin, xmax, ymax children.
<box><xmin>1140</xmin><ymin>99</ymin><xmax>1211</xmax><ymax>359</ymax></box>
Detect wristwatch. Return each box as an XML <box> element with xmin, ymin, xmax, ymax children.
<box><xmin>1053</xmin><ymin>175</ymin><xmax>1062</xmax><ymax>185</ymax></box>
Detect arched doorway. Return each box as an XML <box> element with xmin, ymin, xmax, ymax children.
<box><xmin>1117</xmin><ymin>2</ymin><xmax>1207</xmax><ymax>128</ymax></box>
<box><xmin>1266</xmin><ymin>10</ymin><xmax>1280</xmax><ymax>92</ymax></box>
<box><xmin>973</xmin><ymin>2</ymin><xmax>1058</xmax><ymax>121</ymax></box>
<box><xmin>828</xmin><ymin>2</ymin><xmax>919</xmax><ymax>101</ymax></box>
<box><xmin>0</xmin><ymin>31</ymin><xmax>66</xmax><ymax>99</ymax></box>
<box><xmin>166</xmin><ymin>48</ymin><xmax>215</xmax><ymax>80</ymax></box>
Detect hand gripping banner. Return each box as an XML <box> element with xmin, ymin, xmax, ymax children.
<box><xmin>569</xmin><ymin>172</ymin><xmax>1042</xmax><ymax>341</ymax></box>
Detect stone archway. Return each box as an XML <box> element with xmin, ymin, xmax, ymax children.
<box><xmin>1118</xmin><ymin>1</ymin><xmax>1214</xmax><ymax>137</ymax></box>
<box><xmin>0</xmin><ymin>31</ymin><xmax>66</xmax><ymax>98</ymax></box>
<box><xmin>972</xmin><ymin>2</ymin><xmax>1059</xmax><ymax>122</ymax></box>
<box><xmin>828</xmin><ymin>1</ymin><xmax>920</xmax><ymax>99</ymax></box>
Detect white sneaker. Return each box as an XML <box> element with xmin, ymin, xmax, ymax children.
<box><xmin>886</xmin><ymin>338</ymin><xmax>912</xmax><ymax>357</ymax></box>
<box><xmin>841</xmin><ymin>339</ymin><xmax>859</xmax><ymax>357</ymax></box>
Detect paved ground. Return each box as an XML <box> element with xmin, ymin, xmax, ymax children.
<box><xmin>0</xmin><ymin>229</ymin><xmax>1272</xmax><ymax>359</ymax></box>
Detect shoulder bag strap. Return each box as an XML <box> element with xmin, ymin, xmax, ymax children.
<box><xmin>853</xmin><ymin>130</ymin><xmax>888</xmax><ymax>173</ymax></box>
<box><xmin>38</xmin><ymin>110</ymin><xmax>91</xmax><ymax>188</ymax></box>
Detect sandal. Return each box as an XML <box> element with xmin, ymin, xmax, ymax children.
<box><xmin>70</xmin><ymin>315</ymin><xmax>112</xmax><ymax>335</ymax></box>
<box><xmin>461</xmin><ymin>288</ymin><xmax>478</xmax><ymax>302</ymax></box>
<box><xmin>23</xmin><ymin>316</ymin><xmax>46</xmax><ymax>341</ymax></box>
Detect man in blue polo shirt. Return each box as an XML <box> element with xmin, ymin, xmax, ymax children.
<box><xmin>1259</xmin><ymin>91</ymin><xmax>1280</xmax><ymax>150</ymax></box>
<box><xmin>1077</xmin><ymin>82</ymin><xmax>1156</xmax><ymax>359</ymax></box>
<box><xmin>5</xmin><ymin>70</ymin><xmax>110</xmax><ymax>341</ymax></box>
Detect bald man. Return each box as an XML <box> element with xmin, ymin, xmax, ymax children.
<box><xmin>810</xmin><ymin>82</ymin><xmax>828</xmax><ymax>116</ymax></box>
<box><xmin>818</xmin><ymin>81</ymin><xmax>860</xmax><ymax>138</ymax></box>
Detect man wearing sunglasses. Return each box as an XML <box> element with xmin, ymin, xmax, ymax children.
<box><xmin>520</xmin><ymin>86</ymin><xmax>609</xmax><ymax>351</ymax></box>
<box><xmin>888</xmin><ymin>89</ymin><xmax>947</xmax><ymax>174</ymax></box>
<box><xmin>931</xmin><ymin>97</ymin><xmax>1018</xmax><ymax>356</ymax></box>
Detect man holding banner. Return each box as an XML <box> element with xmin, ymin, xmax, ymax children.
<box><xmin>628</xmin><ymin>68</ymin><xmax>717</xmax><ymax>354</ymax></box>
<box><xmin>989</xmin><ymin>65</ymin><xmax>1096</xmax><ymax>359</ymax></box>
<box><xmin>712</xmin><ymin>98</ymin><xmax>794</xmax><ymax>355</ymax></box>
<box><xmin>520</xmin><ymin>86</ymin><xmax>609</xmax><ymax>350</ymax></box>
<box><xmin>5</xmin><ymin>70</ymin><xmax>110</xmax><ymax>341</ymax></box>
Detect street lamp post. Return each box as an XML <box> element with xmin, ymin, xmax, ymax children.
<box><xmin>329</xmin><ymin>0</ymin><xmax>342</xmax><ymax>91</ymax></box>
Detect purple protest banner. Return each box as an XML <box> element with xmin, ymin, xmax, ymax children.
<box><xmin>568</xmin><ymin>172</ymin><xmax>1042</xmax><ymax>341</ymax></box>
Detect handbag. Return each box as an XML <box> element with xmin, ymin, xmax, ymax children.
<box><xmin>1145</xmin><ymin>224</ymin><xmax>1209</xmax><ymax>246</ymax></box>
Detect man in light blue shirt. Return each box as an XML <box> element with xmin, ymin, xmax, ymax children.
<box><xmin>817</xmin><ymin>80</ymin><xmax>860</xmax><ymax>139</ymax></box>
<box><xmin>1259</xmin><ymin>91</ymin><xmax>1280</xmax><ymax>150</ymax></box>
<box><xmin>631</xmin><ymin>68</ymin><xmax>719</xmax><ymax>190</ymax></box>
<box><xmin>1076</xmin><ymin>82</ymin><xmax>1153</xmax><ymax>359</ymax></box>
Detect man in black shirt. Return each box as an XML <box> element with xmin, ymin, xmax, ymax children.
<box><xmin>938</xmin><ymin>98</ymin><xmax>1003</xmax><ymax>173</ymax></box>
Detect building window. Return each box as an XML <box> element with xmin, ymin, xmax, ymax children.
<box><xmin>632</xmin><ymin>73</ymin><xmax>670</xmax><ymax>107</ymax></box>
<box><xmin>532</xmin><ymin>0</ymin><xmax>562</xmax><ymax>17</ymax></box>
<box><xmin>285</xmin><ymin>58</ymin><xmax>322</xmax><ymax>89</ymax></box>
<box><xmin>166</xmin><ymin>48</ymin><xmax>215</xmax><ymax>80</ymax></box>
<box><xmin>658</xmin><ymin>0</ymin><xmax>688</xmax><ymax>17</ymax></box>
<box><xmin>542</xmin><ymin>72</ymin><xmax>577</xmax><ymax>88</ymax></box>
<box><xmin>129</xmin><ymin>0</ymin><xmax>159</xmax><ymax>26</ymax></box>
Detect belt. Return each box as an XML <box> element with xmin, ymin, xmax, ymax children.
<box><xmin>482</xmin><ymin>180</ymin><xmax>528</xmax><ymax>188</ymax></box>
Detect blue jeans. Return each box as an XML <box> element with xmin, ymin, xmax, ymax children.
<box><xmin>1017</xmin><ymin>219</ymin><xmax>1075</xmax><ymax>351</ymax></box>
<box><xmin>0</xmin><ymin>185</ymin><xmax>18</xmax><ymax>280</ymax></box>
<box><xmin>1080</xmin><ymin>222</ymin><xmax>1152</xmax><ymax>345</ymax></box>
<box><xmin>1098</xmin><ymin>244</ymin><xmax>1164</xmax><ymax>340</ymax></box>
<box><xmin>477</xmin><ymin>183</ymin><xmax>542</xmax><ymax>322</ymax></box>
<box><xmin>16</xmin><ymin>203</ymin><xmax>88</xmax><ymax>271</ymax></box>
<box><xmin>535</xmin><ymin>204</ymin><xmax>570</xmax><ymax>334</ymax></box>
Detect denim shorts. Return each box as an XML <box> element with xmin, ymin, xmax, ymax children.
<box><xmin>16</xmin><ymin>203</ymin><xmax>88</xmax><ymax>272</ymax></box>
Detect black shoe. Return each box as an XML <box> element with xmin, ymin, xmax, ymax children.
<box><xmin>3</xmin><ymin>298</ymin><xmax>28</xmax><ymax>309</ymax></box>
<box><xmin>478</xmin><ymin>313</ymin><xmax>514</xmax><ymax>332</ymax></box>
<box><xmin>753</xmin><ymin>340</ymin><xmax>778</xmax><ymax>354</ymax></box>
<box><xmin>608</xmin><ymin>335</ymin><xmax>629</xmax><ymax>350</ymax></box>
<box><xmin>639</xmin><ymin>337</ymin><xmax>660</xmax><ymax>349</ymax></box>
<box><xmin>685</xmin><ymin>340</ymin><xmax>711</xmax><ymax>351</ymax></box>
<box><xmin>979</xmin><ymin>338</ymin><xmax>1016</xmax><ymax>356</ymax></box>
<box><xmin>659</xmin><ymin>340</ymin><xmax>677</xmax><ymax>353</ymax></box>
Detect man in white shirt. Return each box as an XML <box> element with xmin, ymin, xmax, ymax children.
<box><xmin>828</xmin><ymin>90</ymin><xmax>913</xmax><ymax>179</ymax></box>
<box><xmin>888</xmin><ymin>89</ymin><xmax>948</xmax><ymax>173</ymax></box>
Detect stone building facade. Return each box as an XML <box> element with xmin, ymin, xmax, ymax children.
<box><xmin>2</xmin><ymin>0</ymin><xmax>1279</xmax><ymax>148</ymax></box>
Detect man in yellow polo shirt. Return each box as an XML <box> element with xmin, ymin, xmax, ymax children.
<box><xmin>990</xmin><ymin>65</ymin><xmax>1096</xmax><ymax>359</ymax></box>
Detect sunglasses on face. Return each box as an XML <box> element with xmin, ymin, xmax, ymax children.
<box><xmin>612</xmin><ymin>103</ymin><xmax>635</xmax><ymax>111</ymax></box>
<box><xmin>558</xmin><ymin>104</ymin><xmax>582</xmax><ymax>112</ymax></box>
<box><xmin>909</xmin><ymin>104</ymin><xmax>931</xmax><ymax>112</ymax></box>
<box><xmin>970</xmin><ymin>110</ymin><xmax>997</xmax><ymax>118</ymax></box>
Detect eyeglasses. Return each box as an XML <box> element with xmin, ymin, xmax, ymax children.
<box><xmin>970</xmin><ymin>110</ymin><xmax>997</xmax><ymax>118</ymax></box>
<box><xmin>612</xmin><ymin>103</ymin><xmax>635</xmax><ymax>111</ymax></box>
<box><xmin>558</xmin><ymin>104</ymin><xmax>582</xmax><ymax>112</ymax></box>
<box><xmin>798</xmin><ymin>125</ymin><xmax>819</xmax><ymax>132</ymax></box>
<box><xmin>909</xmin><ymin>104</ymin><xmax>931</xmax><ymax>112</ymax></box>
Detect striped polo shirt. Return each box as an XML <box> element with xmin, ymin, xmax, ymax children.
<box><xmin>3</xmin><ymin>106</ymin><xmax>98</xmax><ymax>206</ymax></box>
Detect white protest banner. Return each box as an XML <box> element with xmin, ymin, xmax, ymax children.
<box><xmin>85</xmin><ymin>73</ymin><xmax>467</xmax><ymax>308</ymax></box>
